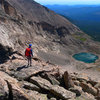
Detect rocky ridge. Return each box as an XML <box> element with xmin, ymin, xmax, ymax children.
<box><xmin>0</xmin><ymin>54</ymin><xmax>100</xmax><ymax>100</ymax></box>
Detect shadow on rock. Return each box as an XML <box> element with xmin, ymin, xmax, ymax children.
<box><xmin>16</xmin><ymin>65</ymin><xmax>28</xmax><ymax>71</ymax></box>
<box><xmin>0</xmin><ymin>44</ymin><xmax>13</xmax><ymax>64</ymax></box>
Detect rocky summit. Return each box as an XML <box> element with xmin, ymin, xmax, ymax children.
<box><xmin>0</xmin><ymin>55</ymin><xmax>100</xmax><ymax>100</ymax></box>
<box><xmin>0</xmin><ymin>0</ymin><xmax>100</xmax><ymax>100</ymax></box>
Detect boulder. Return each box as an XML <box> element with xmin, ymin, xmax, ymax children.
<box><xmin>63</xmin><ymin>71</ymin><xmax>74</xmax><ymax>89</ymax></box>
<box><xmin>46</xmin><ymin>75</ymin><xmax>60</xmax><ymax>85</ymax></box>
<box><xmin>40</xmin><ymin>72</ymin><xmax>60</xmax><ymax>85</ymax></box>
<box><xmin>69</xmin><ymin>85</ymin><xmax>82</xmax><ymax>96</ymax></box>
<box><xmin>73</xmin><ymin>80</ymin><xmax>80</xmax><ymax>86</ymax></box>
<box><xmin>30</xmin><ymin>76</ymin><xmax>76</xmax><ymax>99</ymax></box>
<box><xmin>76</xmin><ymin>92</ymin><xmax>96</xmax><ymax>100</ymax></box>
<box><xmin>0</xmin><ymin>71</ymin><xmax>29</xmax><ymax>100</ymax></box>
<box><xmin>30</xmin><ymin>76</ymin><xmax>52</xmax><ymax>91</ymax></box>
<box><xmin>50</xmin><ymin>97</ymin><xmax>57</xmax><ymax>100</ymax></box>
<box><xmin>95</xmin><ymin>88</ymin><xmax>100</xmax><ymax>100</ymax></box>
<box><xmin>94</xmin><ymin>82</ymin><xmax>100</xmax><ymax>89</ymax></box>
<box><xmin>13</xmin><ymin>64</ymin><xmax>59</xmax><ymax>80</ymax></box>
<box><xmin>87</xmin><ymin>79</ymin><xmax>97</xmax><ymax>87</ymax></box>
<box><xmin>0</xmin><ymin>78</ymin><xmax>9</xmax><ymax>100</ymax></box>
<box><xmin>80</xmin><ymin>82</ymin><xmax>98</xmax><ymax>96</ymax></box>
<box><xmin>23</xmin><ymin>81</ymin><xmax>41</xmax><ymax>92</ymax></box>
<box><xmin>50</xmin><ymin>85</ymin><xmax>76</xmax><ymax>100</ymax></box>
<box><xmin>10</xmin><ymin>54</ymin><xmax>24</xmax><ymax>60</ymax></box>
<box><xmin>76</xmin><ymin>73</ymin><xmax>90</xmax><ymax>82</ymax></box>
<box><xmin>25</xmin><ymin>90</ymin><xmax>48</xmax><ymax>100</ymax></box>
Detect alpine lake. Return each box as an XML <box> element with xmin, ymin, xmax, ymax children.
<box><xmin>73</xmin><ymin>52</ymin><xmax>99</xmax><ymax>63</ymax></box>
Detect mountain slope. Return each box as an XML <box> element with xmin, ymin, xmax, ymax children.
<box><xmin>46</xmin><ymin>5</ymin><xmax>100</xmax><ymax>41</ymax></box>
<box><xmin>0</xmin><ymin>0</ymin><xmax>100</xmax><ymax>65</ymax></box>
<box><xmin>6</xmin><ymin>0</ymin><xmax>78</xmax><ymax>28</ymax></box>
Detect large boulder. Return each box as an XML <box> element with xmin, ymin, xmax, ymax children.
<box><xmin>80</xmin><ymin>82</ymin><xmax>98</xmax><ymax>96</ymax></box>
<box><xmin>76</xmin><ymin>73</ymin><xmax>90</xmax><ymax>82</ymax></box>
<box><xmin>24</xmin><ymin>90</ymin><xmax>48</xmax><ymax>100</ymax></box>
<box><xmin>0</xmin><ymin>71</ymin><xmax>29</xmax><ymax>100</ymax></box>
<box><xmin>50</xmin><ymin>98</ymin><xmax>57</xmax><ymax>100</ymax></box>
<box><xmin>73</xmin><ymin>80</ymin><xmax>80</xmax><ymax>86</ymax></box>
<box><xmin>0</xmin><ymin>78</ymin><xmax>9</xmax><ymax>100</ymax></box>
<box><xmin>12</xmin><ymin>62</ymin><xmax>59</xmax><ymax>80</ymax></box>
<box><xmin>94</xmin><ymin>82</ymin><xmax>100</xmax><ymax>89</ymax></box>
<box><xmin>69</xmin><ymin>85</ymin><xmax>82</xmax><ymax>96</ymax></box>
<box><xmin>95</xmin><ymin>88</ymin><xmax>100</xmax><ymax>100</ymax></box>
<box><xmin>76</xmin><ymin>92</ymin><xmax>96</xmax><ymax>100</ymax></box>
<box><xmin>30</xmin><ymin>76</ymin><xmax>52</xmax><ymax>90</ymax></box>
<box><xmin>50</xmin><ymin>85</ymin><xmax>76</xmax><ymax>100</ymax></box>
<box><xmin>40</xmin><ymin>72</ymin><xmax>60</xmax><ymax>85</ymax></box>
<box><xmin>22</xmin><ymin>81</ymin><xmax>41</xmax><ymax>92</ymax></box>
<box><xmin>63</xmin><ymin>71</ymin><xmax>74</xmax><ymax>89</ymax></box>
<box><xmin>30</xmin><ymin>76</ymin><xmax>76</xmax><ymax>99</ymax></box>
<box><xmin>87</xmin><ymin>80</ymin><xmax>97</xmax><ymax>87</ymax></box>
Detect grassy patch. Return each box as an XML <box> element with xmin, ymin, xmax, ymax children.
<box><xmin>72</xmin><ymin>34</ymin><xmax>87</xmax><ymax>42</ymax></box>
<box><xmin>76</xmin><ymin>36</ymin><xmax>87</xmax><ymax>42</ymax></box>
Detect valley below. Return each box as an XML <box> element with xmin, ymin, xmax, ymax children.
<box><xmin>46</xmin><ymin>5</ymin><xmax>100</xmax><ymax>41</ymax></box>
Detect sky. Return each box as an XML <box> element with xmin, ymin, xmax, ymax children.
<box><xmin>34</xmin><ymin>0</ymin><xmax>100</xmax><ymax>5</ymax></box>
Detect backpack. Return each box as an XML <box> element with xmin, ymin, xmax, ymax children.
<box><xmin>25</xmin><ymin>48</ymin><xmax>31</xmax><ymax>57</ymax></box>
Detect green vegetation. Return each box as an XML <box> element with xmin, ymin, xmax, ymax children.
<box><xmin>76</xmin><ymin>36</ymin><xmax>87</xmax><ymax>42</ymax></box>
<box><xmin>72</xmin><ymin>34</ymin><xmax>87</xmax><ymax>42</ymax></box>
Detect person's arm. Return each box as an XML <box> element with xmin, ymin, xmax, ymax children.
<box><xmin>31</xmin><ymin>49</ymin><xmax>33</xmax><ymax>57</ymax></box>
<box><xmin>25</xmin><ymin>49</ymin><xmax>26</xmax><ymax>57</ymax></box>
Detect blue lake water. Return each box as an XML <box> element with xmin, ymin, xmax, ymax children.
<box><xmin>73</xmin><ymin>52</ymin><xmax>99</xmax><ymax>63</ymax></box>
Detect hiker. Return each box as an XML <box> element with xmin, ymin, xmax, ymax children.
<box><xmin>25</xmin><ymin>44</ymin><xmax>33</xmax><ymax>66</ymax></box>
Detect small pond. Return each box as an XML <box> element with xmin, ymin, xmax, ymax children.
<box><xmin>73</xmin><ymin>52</ymin><xmax>99</xmax><ymax>63</ymax></box>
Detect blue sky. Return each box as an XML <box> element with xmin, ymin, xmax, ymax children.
<box><xmin>34</xmin><ymin>0</ymin><xmax>100</xmax><ymax>5</ymax></box>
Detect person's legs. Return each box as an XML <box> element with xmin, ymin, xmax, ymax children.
<box><xmin>27</xmin><ymin>56</ymin><xmax>32</xmax><ymax>66</ymax></box>
<box><xmin>29</xmin><ymin>56</ymin><xmax>32</xmax><ymax>66</ymax></box>
<box><xmin>27</xmin><ymin>57</ymin><xmax>29</xmax><ymax>66</ymax></box>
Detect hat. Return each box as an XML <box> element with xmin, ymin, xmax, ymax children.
<box><xmin>29</xmin><ymin>44</ymin><xmax>32</xmax><ymax>47</ymax></box>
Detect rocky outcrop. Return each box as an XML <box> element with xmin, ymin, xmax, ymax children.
<box><xmin>63</xmin><ymin>71</ymin><xmax>74</xmax><ymax>89</ymax></box>
<box><xmin>80</xmin><ymin>82</ymin><xmax>98</xmax><ymax>96</ymax></box>
<box><xmin>69</xmin><ymin>85</ymin><xmax>82</xmax><ymax>96</ymax></box>
<box><xmin>39</xmin><ymin>71</ymin><xmax>60</xmax><ymax>85</ymax></box>
<box><xmin>0</xmin><ymin>57</ymin><xmax>100</xmax><ymax>100</ymax></box>
<box><xmin>30</xmin><ymin>76</ymin><xmax>76</xmax><ymax>100</ymax></box>
<box><xmin>23</xmin><ymin>81</ymin><xmax>41</xmax><ymax>92</ymax></box>
<box><xmin>0</xmin><ymin>78</ymin><xmax>9</xmax><ymax>100</ymax></box>
<box><xmin>0</xmin><ymin>71</ymin><xmax>29</xmax><ymax>100</ymax></box>
<box><xmin>0</xmin><ymin>44</ymin><xmax>13</xmax><ymax>63</ymax></box>
<box><xmin>50</xmin><ymin>85</ymin><xmax>76</xmax><ymax>100</ymax></box>
<box><xmin>25</xmin><ymin>90</ymin><xmax>48</xmax><ymax>100</ymax></box>
<box><xmin>0</xmin><ymin>0</ymin><xmax>21</xmax><ymax>19</ymax></box>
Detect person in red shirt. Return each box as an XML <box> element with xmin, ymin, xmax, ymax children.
<box><xmin>25</xmin><ymin>44</ymin><xmax>33</xmax><ymax>66</ymax></box>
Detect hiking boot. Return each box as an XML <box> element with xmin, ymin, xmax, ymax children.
<box><xmin>30</xmin><ymin>65</ymin><xmax>32</xmax><ymax>67</ymax></box>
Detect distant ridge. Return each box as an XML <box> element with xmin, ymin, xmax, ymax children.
<box><xmin>46</xmin><ymin>4</ymin><xmax>100</xmax><ymax>41</ymax></box>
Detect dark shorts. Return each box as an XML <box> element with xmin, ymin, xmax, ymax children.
<box><xmin>27</xmin><ymin>56</ymin><xmax>32</xmax><ymax>60</ymax></box>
